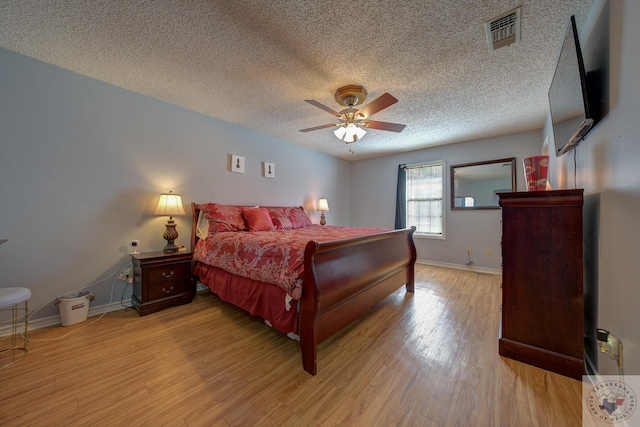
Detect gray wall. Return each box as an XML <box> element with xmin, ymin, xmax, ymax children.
<box><xmin>0</xmin><ymin>48</ymin><xmax>350</xmax><ymax>320</ymax></box>
<box><xmin>545</xmin><ymin>0</ymin><xmax>640</xmax><ymax>375</ymax></box>
<box><xmin>350</xmin><ymin>131</ymin><xmax>542</xmax><ymax>270</ymax></box>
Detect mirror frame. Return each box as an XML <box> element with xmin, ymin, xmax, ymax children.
<box><xmin>450</xmin><ymin>157</ymin><xmax>516</xmax><ymax>210</ymax></box>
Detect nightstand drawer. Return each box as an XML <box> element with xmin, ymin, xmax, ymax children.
<box><xmin>148</xmin><ymin>280</ymin><xmax>187</xmax><ymax>300</ymax></box>
<box><xmin>147</xmin><ymin>264</ymin><xmax>187</xmax><ymax>284</ymax></box>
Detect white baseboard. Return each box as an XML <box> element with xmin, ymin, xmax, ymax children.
<box><xmin>417</xmin><ymin>259</ymin><xmax>502</xmax><ymax>275</ymax></box>
<box><xmin>0</xmin><ymin>299</ymin><xmax>134</xmax><ymax>336</ymax></box>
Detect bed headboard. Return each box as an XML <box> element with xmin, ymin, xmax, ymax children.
<box><xmin>190</xmin><ymin>203</ymin><xmax>310</xmax><ymax>252</ymax></box>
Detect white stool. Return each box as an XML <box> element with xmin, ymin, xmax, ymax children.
<box><xmin>0</xmin><ymin>287</ymin><xmax>31</xmax><ymax>368</ymax></box>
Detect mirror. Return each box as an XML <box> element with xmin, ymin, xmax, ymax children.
<box><xmin>450</xmin><ymin>158</ymin><xmax>516</xmax><ymax>210</ymax></box>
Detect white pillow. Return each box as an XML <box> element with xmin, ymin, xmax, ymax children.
<box><xmin>196</xmin><ymin>210</ymin><xmax>210</xmax><ymax>240</ymax></box>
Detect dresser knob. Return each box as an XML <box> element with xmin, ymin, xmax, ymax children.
<box><xmin>162</xmin><ymin>286</ymin><xmax>174</xmax><ymax>294</ymax></box>
<box><xmin>162</xmin><ymin>271</ymin><xmax>175</xmax><ymax>279</ymax></box>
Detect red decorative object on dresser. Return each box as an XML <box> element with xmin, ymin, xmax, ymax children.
<box><xmin>498</xmin><ymin>189</ymin><xmax>584</xmax><ymax>380</ymax></box>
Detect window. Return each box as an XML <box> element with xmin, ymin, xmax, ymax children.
<box><xmin>405</xmin><ymin>161</ymin><xmax>445</xmax><ymax>238</ymax></box>
<box><xmin>454</xmin><ymin>196</ymin><xmax>475</xmax><ymax>208</ymax></box>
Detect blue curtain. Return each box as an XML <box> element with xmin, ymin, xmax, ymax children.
<box><xmin>395</xmin><ymin>164</ymin><xmax>406</xmax><ymax>229</ymax></box>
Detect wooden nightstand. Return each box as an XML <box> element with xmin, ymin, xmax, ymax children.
<box><xmin>131</xmin><ymin>251</ymin><xmax>194</xmax><ymax>316</ymax></box>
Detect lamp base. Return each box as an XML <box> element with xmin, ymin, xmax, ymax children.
<box><xmin>162</xmin><ymin>219</ymin><xmax>180</xmax><ymax>253</ymax></box>
<box><xmin>162</xmin><ymin>241</ymin><xmax>179</xmax><ymax>253</ymax></box>
<box><xmin>320</xmin><ymin>213</ymin><xmax>326</xmax><ymax>226</ymax></box>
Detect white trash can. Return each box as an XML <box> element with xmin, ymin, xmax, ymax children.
<box><xmin>55</xmin><ymin>291</ymin><xmax>94</xmax><ymax>326</ymax></box>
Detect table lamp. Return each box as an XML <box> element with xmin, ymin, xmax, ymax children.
<box><xmin>154</xmin><ymin>191</ymin><xmax>186</xmax><ymax>253</ymax></box>
<box><xmin>317</xmin><ymin>197</ymin><xmax>330</xmax><ymax>225</ymax></box>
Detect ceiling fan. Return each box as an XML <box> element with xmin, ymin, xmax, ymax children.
<box><xmin>299</xmin><ymin>85</ymin><xmax>406</xmax><ymax>143</ymax></box>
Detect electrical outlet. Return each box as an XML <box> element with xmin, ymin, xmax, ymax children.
<box><xmin>487</xmin><ymin>249</ymin><xmax>492</xmax><ymax>256</ymax></box>
<box><xmin>116</xmin><ymin>268</ymin><xmax>132</xmax><ymax>281</ymax></box>
<box><xmin>466</xmin><ymin>247</ymin><xmax>472</xmax><ymax>255</ymax></box>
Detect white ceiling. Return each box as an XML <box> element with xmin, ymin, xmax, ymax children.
<box><xmin>0</xmin><ymin>0</ymin><xmax>594</xmax><ymax>160</ymax></box>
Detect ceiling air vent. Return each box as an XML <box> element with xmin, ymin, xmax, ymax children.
<box><xmin>485</xmin><ymin>7</ymin><xmax>521</xmax><ymax>51</ymax></box>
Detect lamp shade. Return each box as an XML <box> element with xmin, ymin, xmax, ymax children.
<box><xmin>317</xmin><ymin>197</ymin><xmax>330</xmax><ymax>212</ymax></box>
<box><xmin>154</xmin><ymin>192</ymin><xmax>186</xmax><ymax>217</ymax></box>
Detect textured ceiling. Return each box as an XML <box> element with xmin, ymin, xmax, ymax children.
<box><xmin>0</xmin><ymin>0</ymin><xmax>594</xmax><ymax>160</ymax></box>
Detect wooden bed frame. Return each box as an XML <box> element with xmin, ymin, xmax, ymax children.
<box><xmin>190</xmin><ymin>203</ymin><xmax>417</xmax><ymax>375</ymax></box>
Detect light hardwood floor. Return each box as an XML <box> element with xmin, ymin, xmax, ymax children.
<box><xmin>0</xmin><ymin>265</ymin><xmax>582</xmax><ymax>426</ymax></box>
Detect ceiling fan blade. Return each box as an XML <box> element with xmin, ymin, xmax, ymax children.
<box><xmin>299</xmin><ymin>123</ymin><xmax>337</xmax><ymax>132</ymax></box>
<box><xmin>357</xmin><ymin>93</ymin><xmax>398</xmax><ymax>118</ymax></box>
<box><xmin>304</xmin><ymin>100</ymin><xmax>342</xmax><ymax>117</ymax></box>
<box><xmin>362</xmin><ymin>120</ymin><xmax>406</xmax><ymax>133</ymax></box>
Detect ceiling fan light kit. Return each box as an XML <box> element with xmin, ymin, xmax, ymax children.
<box><xmin>334</xmin><ymin>123</ymin><xmax>366</xmax><ymax>144</ymax></box>
<box><xmin>333</xmin><ymin>126</ymin><xmax>347</xmax><ymax>140</ymax></box>
<box><xmin>300</xmin><ymin>84</ymin><xmax>406</xmax><ymax>144</ymax></box>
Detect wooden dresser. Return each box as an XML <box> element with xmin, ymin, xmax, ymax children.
<box><xmin>498</xmin><ymin>189</ymin><xmax>584</xmax><ymax>380</ymax></box>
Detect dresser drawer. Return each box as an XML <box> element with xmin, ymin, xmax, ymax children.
<box><xmin>147</xmin><ymin>264</ymin><xmax>187</xmax><ymax>284</ymax></box>
<box><xmin>148</xmin><ymin>280</ymin><xmax>187</xmax><ymax>300</ymax></box>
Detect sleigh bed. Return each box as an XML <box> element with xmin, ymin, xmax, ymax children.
<box><xmin>190</xmin><ymin>202</ymin><xmax>416</xmax><ymax>375</ymax></box>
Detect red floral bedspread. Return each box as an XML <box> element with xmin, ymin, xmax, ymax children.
<box><xmin>193</xmin><ymin>225</ymin><xmax>389</xmax><ymax>300</ymax></box>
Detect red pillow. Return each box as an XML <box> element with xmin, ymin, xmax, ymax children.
<box><xmin>242</xmin><ymin>207</ymin><xmax>276</xmax><ymax>232</ymax></box>
<box><xmin>289</xmin><ymin>207</ymin><xmax>313</xmax><ymax>228</ymax></box>
<box><xmin>267</xmin><ymin>206</ymin><xmax>312</xmax><ymax>229</ymax></box>
<box><xmin>201</xmin><ymin>203</ymin><xmax>247</xmax><ymax>235</ymax></box>
<box><xmin>271</xmin><ymin>217</ymin><xmax>294</xmax><ymax>230</ymax></box>
<box><xmin>267</xmin><ymin>207</ymin><xmax>290</xmax><ymax>230</ymax></box>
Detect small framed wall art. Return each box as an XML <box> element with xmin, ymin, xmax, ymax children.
<box><xmin>263</xmin><ymin>162</ymin><xmax>275</xmax><ymax>178</ymax></box>
<box><xmin>231</xmin><ymin>155</ymin><xmax>245</xmax><ymax>173</ymax></box>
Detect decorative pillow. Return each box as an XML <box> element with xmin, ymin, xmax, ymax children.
<box><xmin>288</xmin><ymin>207</ymin><xmax>313</xmax><ymax>228</ymax></box>
<box><xmin>267</xmin><ymin>206</ymin><xmax>313</xmax><ymax>229</ymax></box>
<box><xmin>242</xmin><ymin>207</ymin><xmax>276</xmax><ymax>232</ymax></box>
<box><xmin>200</xmin><ymin>203</ymin><xmax>247</xmax><ymax>234</ymax></box>
<box><xmin>196</xmin><ymin>210</ymin><xmax>210</xmax><ymax>240</ymax></box>
<box><xmin>267</xmin><ymin>207</ymin><xmax>294</xmax><ymax>230</ymax></box>
<box><xmin>271</xmin><ymin>216</ymin><xmax>294</xmax><ymax>230</ymax></box>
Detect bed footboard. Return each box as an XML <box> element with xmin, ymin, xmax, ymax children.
<box><xmin>300</xmin><ymin>227</ymin><xmax>416</xmax><ymax>375</ymax></box>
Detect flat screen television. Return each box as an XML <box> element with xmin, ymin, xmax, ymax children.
<box><xmin>548</xmin><ymin>16</ymin><xmax>591</xmax><ymax>156</ymax></box>
<box><xmin>548</xmin><ymin>12</ymin><xmax>609</xmax><ymax>157</ymax></box>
